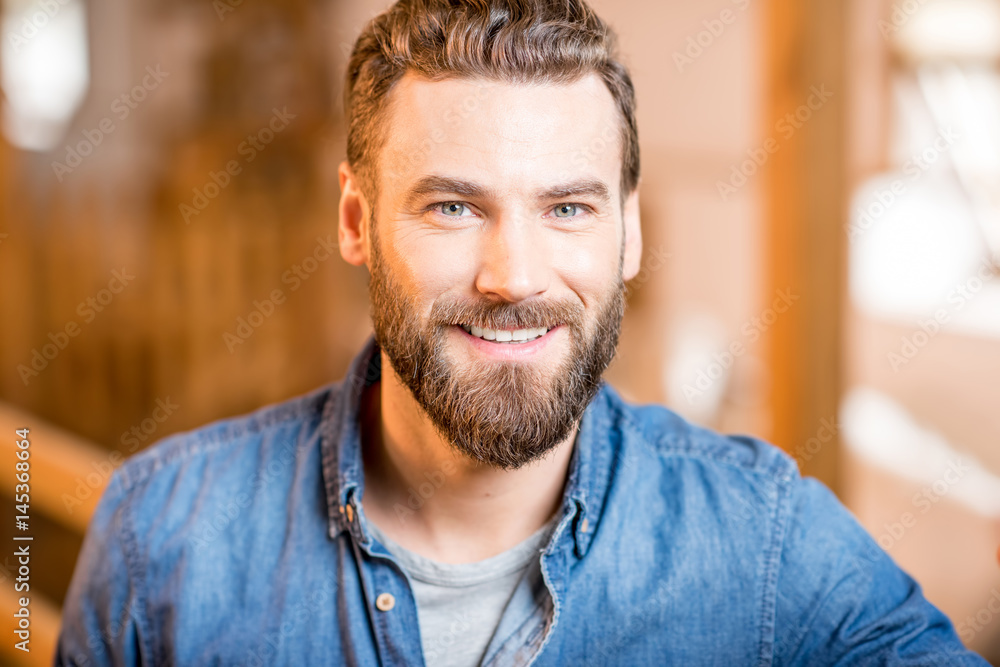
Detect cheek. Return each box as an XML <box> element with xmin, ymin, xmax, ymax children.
<box><xmin>395</xmin><ymin>234</ymin><xmax>480</xmax><ymax>306</ymax></box>
<box><xmin>550</xmin><ymin>235</ymin><xmax>620</xmax><ymax>304</ymax></box>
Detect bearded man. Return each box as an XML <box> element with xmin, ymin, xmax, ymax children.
<box><xmin>56</xmin><ymin>0</ymin><xmax>988</xmax><ymax>665</ymax></box>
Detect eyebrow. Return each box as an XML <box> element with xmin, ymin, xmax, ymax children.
<box><xmin>540</xmin><ymin>180</ymin><xmax>612</xmax><ymax>205</ymax></box>
<box><xmin>400</xmin><ymin>175</ymin><xmax>613</xmax><ymax>210</ymax></box>
<box><xmin>401</xmin><ymin>176</ymin><xmax>492</xmax><ymax>210</ymax></box>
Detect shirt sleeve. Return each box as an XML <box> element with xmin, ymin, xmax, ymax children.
<box><xmin>773</xmin><ymin>476</ymin><xmax>990</xmax><ymax>666</ymax></box>
<box><xmin>54</xmin><ymin>470</ymin><xmax>146</xmax><ymax>667</ymax></box>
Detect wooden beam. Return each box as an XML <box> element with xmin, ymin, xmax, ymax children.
<box><xmin>0</xmin><ymin>403</ymin><xmax>110</xmax><ymax>534</ymax></box>
<box><xmin>763</xmin><ymin>0</ymin><xmax>848</xmax><ymax>491</ymax></box>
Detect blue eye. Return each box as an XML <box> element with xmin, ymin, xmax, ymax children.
<box><xmin>553</xmin><ymin>204</ymin><xmax>579</xmax><ymax>218</ymax></box>
<box><xmin>439</xmin><ymin>202</ymin><xmax>468</xmax><ymax>216</ymax></box>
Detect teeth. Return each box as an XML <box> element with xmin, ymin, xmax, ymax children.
<box><xmin>460</xmin><ymin>324</ymin><xmax>551</xmax><ymax>343</ymax></box>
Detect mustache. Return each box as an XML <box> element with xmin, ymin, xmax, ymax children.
<box><xmin>431</xmin><ymin>297</ymin><xmax>584</xmax><ymax>331</ymax></box>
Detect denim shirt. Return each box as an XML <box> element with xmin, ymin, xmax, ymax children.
<box><xmin>56</xmin><ymin>335</ymin><xmax>987</xmax><ymax>666</ymax></box>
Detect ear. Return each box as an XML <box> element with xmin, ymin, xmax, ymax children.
<box><xmin>621</xmin><ymin>186</ymin><xmax>643</xmax><ymax>282</ymax></box>
<box><xmin>338</xmin><ymin>161</ymin><xmax>371</xmax><ymax>267</ymax></box>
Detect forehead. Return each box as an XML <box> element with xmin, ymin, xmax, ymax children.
<box><xmin>377</xmin><ymin>72</ymin><xmax>623</xmax><ymax>201</ymax></box>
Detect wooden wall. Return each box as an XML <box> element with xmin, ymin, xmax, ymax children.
<box><xmin>0</xmin><ymin>4</ymin><xmax>373</xmax><ymax>663</ymax></box>
<box><xmin>0</xmin><ymin>0</ymin><xmax>372</xmax><ymax>449</ymax></box>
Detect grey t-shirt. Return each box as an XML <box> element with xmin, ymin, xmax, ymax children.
<box><xmin>366</xmin><ymin>516</ymin><xmax>558</xmax><ymax>667</ymax></box>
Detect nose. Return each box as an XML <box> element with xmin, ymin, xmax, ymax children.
<box><xmin>474</xmin><ymin>215</ymin><xmax>550</xmax><ymax>303</ymax></box>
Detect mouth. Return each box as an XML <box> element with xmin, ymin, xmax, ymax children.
<box><xmin>458</xmin><ymin>324</ymin><xmax>553</xmax><ymax>344</ymax></box>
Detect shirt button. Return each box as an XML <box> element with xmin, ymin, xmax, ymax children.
<box><xmin>375</xmin><ymin>593</ymin><xmax>395</xmax><ymax>612</ymax></box>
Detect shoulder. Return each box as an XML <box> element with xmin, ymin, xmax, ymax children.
<box><xmin>93</xmin><ymin>381</ymin><xmax>341</xmax><ymax>547</ymax></box>
<box><xmin>81</xmin><ymin>381</ymin><xmax>344</xmax><ymax>594</ymax></box>
<box><xmin>113</xmin><ymin>382</ymin><xmax>337</xmax><ymax>495</ymax></box>
<box><xmin>598</xmin><ymin>382</ymin><xmax>800</xmax><ymax>489</ymax></box>
<box><xmin>61</xmin><ymin>382</ymin><xmax>349</xmax><ymax>665</ymax></box>
<box><xmin>588</xmin><ymin>382</ymin><xmax>804</xmax><ymax>569</ymax></box>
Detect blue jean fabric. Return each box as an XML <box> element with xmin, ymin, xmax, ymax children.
<box><xmin>55</xmin><ymin>335</ymin><xmax>989</xmax><ymax>666</ymax></box>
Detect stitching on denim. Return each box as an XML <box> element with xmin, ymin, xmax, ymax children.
<box><xmin>116</xmin><ymin>385</ymin><xmax>336</xmax><ymax>495</ymax></box>
<box><xmin>528</xmin><ymin>540</ymin><xmax>569</xmax><ymax>666</ymax></box>
<box><xmin>570</xmin><ymin>386</ymin><xmax>616</xmax><ymax>556</ymax></box>
<box><xmin>604</xmin><ymin>384</ymin><xmax>798</xmax><ymax>667</ymax></box>
<box><xmin>319</xmin><ymin>385</ymin><xmax>350</xmax><ymax>536</ymax></box>
<box><xmin>610</xmin><ymin>390</ymin><xmax>798</xmax><ymax>483</ymax></box>
<box><xmin>114</xmin><ymin>471</ymin><xmax>156</xmax><ymax>664</ymax></box>
<box><xmin>755</xmin><ymin>468</ymin><xmax>793</xmax><ymax>667</ymax></box>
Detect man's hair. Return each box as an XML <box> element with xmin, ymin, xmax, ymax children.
<box><xmin>345</xmin><ymin>0</ymin><xmax>639</xmax><ymax>201</ymax></box>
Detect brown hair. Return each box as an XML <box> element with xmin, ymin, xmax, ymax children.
<box><xmin>344</xmin><ymin>0</ymin><xmax>639</xmax><ymax>202</ymax></box>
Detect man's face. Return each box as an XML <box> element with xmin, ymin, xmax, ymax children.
<box><xmin>352</xmin><ymin>72</ymin><xmax>641</xmax><ymax>470</ymax></box>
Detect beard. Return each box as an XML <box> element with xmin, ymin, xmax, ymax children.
<box><xmin>367</xmin><ymin>215</ymin><xmax>626</xmax><ymax>470</ymax></box>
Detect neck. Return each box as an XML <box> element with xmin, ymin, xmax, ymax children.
<box><xmin>359</xmin><ymin>350</ymin><xmax>576</xmax><ymax>564</ymax></box>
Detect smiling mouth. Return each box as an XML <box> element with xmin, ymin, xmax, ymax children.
<box><xmin>459</xmin><ymin>324</ymin><xmax>552</xmax><ymax>343</ymax></box>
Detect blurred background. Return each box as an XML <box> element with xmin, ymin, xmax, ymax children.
<box><xmin>1</xmin><ymin>0</ymin><xmax>999</xmax><ymax>663</ymax></box>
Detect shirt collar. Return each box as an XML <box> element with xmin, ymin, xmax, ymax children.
<box><xmin>319</xmin><ymin>334</ymin><xmax>615</xmax><ymax>559</ymax></box>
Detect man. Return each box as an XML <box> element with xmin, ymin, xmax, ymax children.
<box><xmin>56</xmin><ymin>0</ymin><xmax>988</xmax><ymax>665</ymax></box>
